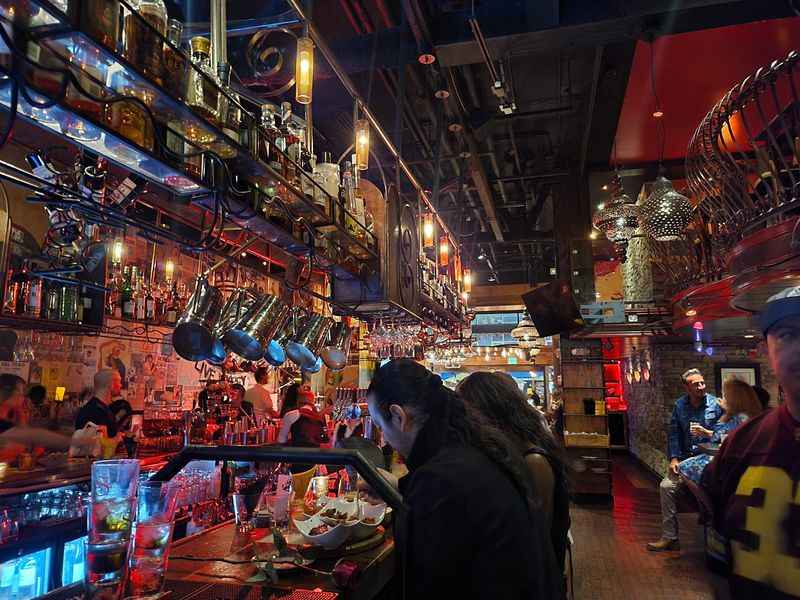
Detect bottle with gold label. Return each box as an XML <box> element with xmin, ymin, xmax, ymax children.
<box><xmin>123</xmin><ymin>0</ymin><xmax>168</xmax><ymax>86</ymax></box>
<box><xmin>186</xmin><ymin>36</ymin><xmax>220</xmax><ymax>125</ymax></box>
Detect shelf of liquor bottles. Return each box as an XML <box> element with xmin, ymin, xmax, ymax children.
<box><xmin>0</xmin><ymin>0</ymin><xmax>378</xmax><ymax>264</ymax></box>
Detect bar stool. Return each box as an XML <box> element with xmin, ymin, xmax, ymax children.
<box><xmin>682</xmin><ymin>477</ymin><xmax>729</xmax><ymax>575</ymax></box>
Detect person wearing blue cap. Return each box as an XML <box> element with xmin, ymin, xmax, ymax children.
<box><xmin>703</xmin><ymin>287</ymin><xmax>800</xmax><ymax>600</ymax></box>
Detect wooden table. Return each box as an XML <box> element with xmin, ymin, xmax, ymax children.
<box><xmin>167</xmin><ymin>522</ymin><xmax>396</xmax><ymax>600</ymax></box>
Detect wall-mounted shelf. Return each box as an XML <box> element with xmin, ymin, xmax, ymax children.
<box><xmin>0</xmin><ymin>0</ymin><xmax>378</xmax><ymax>277</ymax></box>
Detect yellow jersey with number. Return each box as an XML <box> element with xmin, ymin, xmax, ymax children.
<box><xmin>704</xmin><ymin>402</ymin><xmax>800</xmax><ymax>599</ymax></box>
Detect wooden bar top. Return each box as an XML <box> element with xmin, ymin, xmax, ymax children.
<box><xmin>167</xmin><ymin>522</ymin><xmax>396</xmax><ymax>600</ymax></box>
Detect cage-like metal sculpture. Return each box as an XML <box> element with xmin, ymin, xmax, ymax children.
<box><xmin>686</xmin><ymin>50</ymin><xmax>800</xmax><ymax>251</ymax></box>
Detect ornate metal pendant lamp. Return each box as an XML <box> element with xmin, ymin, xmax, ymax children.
<box><xmin>639</xmin><ymin>39</ymin><xmax>693</xmax><ymax>242</ymax></box>
<box><xmin>640</xmin><ymin>174</ymin><xmax>693</xmax><ymax>241</ymax></box>
<box><xmin>592</xmin><ymin>174</ymin><xmax>639</xmax><ymax>260</ymax></box>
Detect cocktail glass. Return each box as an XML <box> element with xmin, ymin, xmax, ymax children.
<box><xmin>126</xmin><ymin>480</ymin><xmax>178</xmax><ymax>598</ymax></box>
<box><xmin>87</xmin><ymin>460</ymin><xmax>140</xmax><ymax>600</ymax></box>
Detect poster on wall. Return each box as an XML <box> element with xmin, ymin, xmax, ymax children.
<box><xmin>0</xmin><ymin>360</ymin><xmax>30</xmax><ymax>382</ymax></box>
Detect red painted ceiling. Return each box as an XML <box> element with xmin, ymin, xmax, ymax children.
<box><xmin>615</xmin><ymin>17</ymin><xmax>800</xmax><ymax>164</ymax></box>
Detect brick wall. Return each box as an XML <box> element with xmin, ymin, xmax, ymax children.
<box><xmin>622</xmin><ymin>338</ymin><xmax>777</xmax><ymax>476</ymax></box>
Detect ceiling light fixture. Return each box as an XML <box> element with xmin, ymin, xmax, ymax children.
<box><xmin>640</xmin><ymin>175</ymin><xmax>693</xmax><ymax>241</ymax></box>
<box><xmin>295</xmin><ymin>36</ymin><xmax>314</xmax><ymax>104</ymax></box>
<box><xmin>591</xmin><ymin>173</ymin><xmax>638</xmax><ymax>256</ymax></box>
<box><xmin>418</xmin><ymin>53</ymin><xmax>436</xmax><ymax>65</ymax></box>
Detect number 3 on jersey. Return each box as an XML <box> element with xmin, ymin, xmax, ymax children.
<box><xmin>732</xmin><ymin>466</ymin><xmax>800</xmax><ymax>596</ymax></box>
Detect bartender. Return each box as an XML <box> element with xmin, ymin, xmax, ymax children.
<box><xmin>75</xmin><ymin>369</ymin><xmax>120</xmax><ymax>438</ymax></box>
<box><xmin>277</xmin><ymin>384</ymin><xmax>329</xmax><ymax>472</ymax></box>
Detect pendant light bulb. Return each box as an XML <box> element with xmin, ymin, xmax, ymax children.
<box><xmin>422</xmin><ymin>213</ymin><xmax>435</xmax><ymax>248</ymax></box>
<box><xmin>438</xmin><ymin>237</ymin><xmax>450</xmax><ymax>267</ymax></box>
<box><xmin>111</xmin><ymin>239</ymin><xmax>124</xmax><ymax>264</ymax></box>
<box><xmin>164</xmin><ymin>259</ymin><xmax>175</xmax><ymax>282</ymax></box>
<box><xmin>355</xmin><ymin>118</ymin><xmax>370</xmax><ymax>170</ymax></box>
<box><xmin>295</xmin><ymin>36</ymin><xmax>314</xmax><ymax>104</ymax></box>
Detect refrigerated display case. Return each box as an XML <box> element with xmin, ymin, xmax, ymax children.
<box><xmin>0</xmin><ymin>547</ymin><xmax>52</xmax><ymax>600</ymax></box>
<box><xmin>60</xmin><ymin>537</ymin><xmax>86</xmax><ymax>587</ymax></box>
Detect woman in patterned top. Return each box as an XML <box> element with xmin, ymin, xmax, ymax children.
<box><xmin>679</xmin><ymin>378</ymin><xmax>762</xmax><ymax>484</ymax></box>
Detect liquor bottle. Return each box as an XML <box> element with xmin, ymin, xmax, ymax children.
<box><xmin>105</xmin><ymin>77</ymin><xmax>155</xmax><ymax>152</ymax></box>
<box><xmin>25</xmin><ymin>274</ymin><xmax>42</xmax><ymax>318</ymax></box>
<box><xmin>145</xmin><ymin>280</ymin><xmax>156</xmax><ymax>321</ymax></box>
<box><xmin>106</xmin><ymin>272</ymin><xmax>119</xmax><ymax>318</ymax></box>
<box><xmin>63</xmin><ymin>41</ymin><xmax>106</xmax><ymax>123</ymax></box>
<box><xmin>121</xmin><ymin>267</ymin><xmax>135</xmax><ymax>320</ymax></box>
<box><xmin>341</xmin><ymin>161</ymin><xmax>358</xmax><ymax>236</ymax></box>
<box><xmin>164</xmin><ymin>281</ymin><xmax>179</xmax><ymax>325</ymax></box>
<box><xmin>123</xmin><ymin>0</ymin><xmax>168</xmax><ymax>86</ymax></box>
<box><xmin>81</xmin><ymin>162</ymin><xmax>107</xmax><ymax>204</ymax></box>
<box><xmin>44</xmin><ymin>282</ymin><xmax>60</xmax><ymax>320</ymax></box>
<box><xmin>135</xmin><ymin>275</ymin><xmax>146</xmax><ymax>321</ymax></box>
<box><xmin>77</xmin><ymin>284</ymin><xmax>93</xmax><ymax>325</ymax></box>
<box><xmin>80</xmin><ymin>0</ymin><xmax>120</xmax><ymax>52</ymax></box>
<box><xmin>59</xmin><ymin>284</ymin><xmax>78</xmax><ymax>322</ymax></box>
<box><xmin>5</xmin><ymin>263</ymin><xmax>28</xmax><ymax>315</ymax></box>
<box><xmin>186</xmin><ymin>36</ymin><xmax>220</xmax><ymax>124</ymax></box>
<box><xmin>163</xmin><ymin>19</ymin><xmax>188</xmax><ymax>101</ymax></box>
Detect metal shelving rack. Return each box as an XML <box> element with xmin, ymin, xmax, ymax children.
<box><xmin>0</xmin><ymin>0</ymin><xmax>378</xmax><ymax>284</ymax></box>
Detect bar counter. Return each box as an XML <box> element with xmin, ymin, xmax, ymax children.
<box><xmin>166</xmin><ymin>521</ymin><xmax>396</xmax><ymax>600</ymax></box>
<box><xmin>0</xmin><ymin>453</ymin><xmax>174</xmax><ymax>497</ymax></box>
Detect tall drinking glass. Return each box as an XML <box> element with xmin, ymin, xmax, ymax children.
<box><xmin>127</xmin><ymin>480</ymin><xmax>178</xmax><ymax>598</ymax></box>
<box><xmin>87</xmin><ymin>460</ymin><xmax>140</xmax><ymax>600</ymax></box>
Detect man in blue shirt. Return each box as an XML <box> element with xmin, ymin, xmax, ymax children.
<box><xmin>647</xmin><ymin>368</ymin><xmax>722</xmax><ymax>551</ymax></box>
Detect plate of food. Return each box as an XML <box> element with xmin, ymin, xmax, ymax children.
<box><xmin>319</xmin><ymin>497</ymin><xmax>360</xmax><ymax>527</ymax></box>
<box><xmin>293</xmin><ymin>514</ymin><xmax>351</xmax><ymax>549</ymax></box>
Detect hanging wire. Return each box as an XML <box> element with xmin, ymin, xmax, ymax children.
<box><xmin>649</xmin><ymin>39</ymin><xmax>666</xmax><ymax>166</ymax></box>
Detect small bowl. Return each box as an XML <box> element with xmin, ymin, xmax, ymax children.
<box><xmin>350</xmin><ymin>502</ymin><xmax>388</xmax><ymax>542</ymax></box>
<box><xmin>319</xmin><ymin>497</ymin><xmax>360</xmax><ymax>527</ymax></box>
<box><xmin>293</xmin><ymin>514</ymin><xmax>350</xmax><ymax>549</ymax></box>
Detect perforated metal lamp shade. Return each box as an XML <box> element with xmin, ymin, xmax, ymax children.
<box><xmin>593</xmin><ymin>191</ymin><xmax>639</xmax><ymax>244</ymax></box>
<box><xmin>640</xmin><ymin>176</ymin><xmax>693</xmax><ymax>241</ymax></box>
<box><xmin>511</xmin><ymin>316</ymin><xmax>539</xmax><ymax>341</ymax></box>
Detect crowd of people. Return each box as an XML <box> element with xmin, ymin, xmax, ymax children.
<box><xmin>0</xmin><ymin>288</ymin><xmax>796</xmax><ymax>599</ymax></box>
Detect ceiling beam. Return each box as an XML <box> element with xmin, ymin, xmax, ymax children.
<box><xmin>434</xmin><ymin>0</ymin><xmax>794</xmax><ymax>66</ymax></box>
<box><xmin>474</xmin><ymin>231</ymin><xmax>554</xmax><ymax>244</ymax></box>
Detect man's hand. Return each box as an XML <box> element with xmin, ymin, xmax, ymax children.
<box><xmin>670</xmin><ymin>458</ymin><xmax>681</xmax><ymax>476</ymax></box>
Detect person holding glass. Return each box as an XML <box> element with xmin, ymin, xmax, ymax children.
<box><xmin>678</xmin><ymin>378</ymin><xmax>762</xmax><ymax>484</ymax></box>
<box><xmin>647</xmin><ymin>368</ymin><xmax>723</xmax><ymax>552</ymax></box>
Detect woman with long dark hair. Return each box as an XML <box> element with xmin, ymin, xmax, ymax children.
<box><xmin>367</xmin><ymin>359</ymin><xmax>562</xmax><ymax>599</ymax></box>
<box><xmin>458</xmin><ymin>371</ymin><xmax>571</xmax><ymax>571</ymax></box>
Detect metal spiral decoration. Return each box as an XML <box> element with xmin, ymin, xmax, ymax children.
<box><xmin>686</xmin><ymin>50</ymin><xmax>800</xmax><ymax>256</ymax></box>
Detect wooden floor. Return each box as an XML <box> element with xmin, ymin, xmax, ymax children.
<box><xmin>570</xmin><ymin>453</ymin><xmax>731</xmax><ymax>600</ymax></box>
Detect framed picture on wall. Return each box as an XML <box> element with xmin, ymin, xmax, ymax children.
<box><xmin>715</xmin><ymin>362</ymin><xmax>761</xmax><ymax>396</ymax></box>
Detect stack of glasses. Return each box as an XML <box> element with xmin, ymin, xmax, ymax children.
<box><xmin>86</xmin><ymin>460</ymin><xmax>179</xmax><ymax>599</ymax></box>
